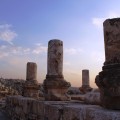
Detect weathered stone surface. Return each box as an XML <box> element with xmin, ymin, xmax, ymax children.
<box><xmin>43</xmin><ymin>39</ymin><xmax>70</xmax><ymax>101</ymax></box>
<box><xmin>84</xmin><ymin>92</ymin><xmax>101</xmax><ymax>105</ymax></box>
<box><xmin>70</xmin><ymin>95</ymin><xmax>85</xmax><ymax>101</ymax></box>
<box><xmin>67</xmin><ymin>87</ymin><xmax>82</xmax><ymax>95</ymax></box>
<box><xmin>47</xmin><ymin>40</ymin><xmax>63</xmax><ymax>76</ymax></box>
<box><xmin>69</xmin><ymin>89</ymin><xmax>101</xmax><ymax>104</ymax></box>
<box><xmin>82</xmin><ymin>70</ymin><xmax>89</xmax><ymax>86</ymax></box>
<box><xmin>79</xmin><ymin>70</ymin><xmax>92</xmax><ymax>93</ymax></box>
<box><xmin>26</xmin><ymin>62</ymin><xmax>37</xmax><ymax>81</ymax></box>
<box><xmin>6</xmin><ymin>96</ymin><xmax>45</xmax><ymax>120</ymax></box>
<box><xmin>6</xmin><ymin>96</ymin><xmax>120</xmax><ymax>120</ymax></box>
<box><xmin>95</xmin><ymin>18</ymin><xmax>120</xmax><ymax>109</ymax></box>
<box><xmin>103</xmin><ymin>18</ymin><xmax>120</xmax><ymax>65</ymax></box>
<box><xmin>23</xmin><ymin>62</ymin><xmax>39</xmax><ymax>98</ymax></box>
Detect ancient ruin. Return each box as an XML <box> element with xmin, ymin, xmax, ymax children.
<box><xmin>95</xmin><ymin>18</ymin><xmax>120</xmax><ymax>109</ymax></box>
<box><xmin>79</xmin><ymin>69</ymin><xmax>92</xmax><ymax>93</ymax></box>
<box><xmin>6</xmin><ymin>96</ymin><xmax>120</xmax><ymax>120</ymax></box>
<box><xmin>23</xmin><ymin>62</ymin><xmax>39</xmax><ymax>98</ymax></box>
<box><xmin>82</xmin><ymin>70</ymin><xmax>89</xmax><ymax>87</ymax></box>
<box><xmin>1</xmin><ymin>21</ymin><xmax>120</xmax><ymax>119</ymax></box>
<box><xmin>43</xmin><ymin>39</ymin><xmax>71</xmax><ymax>100</ymax></box>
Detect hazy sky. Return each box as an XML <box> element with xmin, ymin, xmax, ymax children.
<box><xmin>0</xmin><ymin>0</ymin><xmax>120</xmax><ymax>87</ymax></box>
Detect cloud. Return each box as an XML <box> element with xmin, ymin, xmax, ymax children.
<box><xmin>92</xmin><ymin>18</ymin><xmax>105</xmax><ymax>28</ymax></box>
<box><xmin>32</xmin><ymin>44</ymin><xmax>47</xmax><ymax>54</ymax></box>
<box><xmin>0</xmin><ymin>24</ymin><xmax>17</xmax><ymax>44</ymax></box>
<box><xmin>0</xmin><ymin>52</ymin><xmax>8</xmax><ymax>58</ymax></box>
<box><xmin>0</xmin><ymin>45</ymin><xmax>7</xmax><ymax>50</ymax></box>
<box><xmin>35</xmin><ymin>43</ymin><xmax>42</xmax><ymax>46</ymax></box>
<box><xmin>92</xmin><ymin>11</ymin><xmax>120</xmax><ymax>28</ymax></box>
<box><xmin>10</xmin><ymin>46</ymin><xmax>30</xmax><ymax>55</ymax></box>
<box><xmin>0</xmin><ymin>43</ymin><xmax>48</xmax><ymax>59</ymax></box>
<box><xmin>65</xmin><ymin>48</ymin><xmax>83</xmax><ymax>55</ymax></box>
<box><xmin>0</xmin><ymin>45</ymin><xmax>31</xmax><ymax>59</ymax></box>
<box><xmin>23</xmin><ymin>48</ymin><xmax>30</xmax><ymax>53</ymax></box>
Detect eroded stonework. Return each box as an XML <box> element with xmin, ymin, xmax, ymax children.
<box><xmin>104</xmin><ymin>18</ymin><xmax>120</xmax><ymax>65</ymax></box>
<box><xmin>47</xmin><ymin>40</ymin><xmax>63</xmax><ymax>75</ymax></box>
<box><xmin>6</xmin><ymin>96</ymin><xmax>120</xmax><ymax>120</ymax></box>
<box><xmin>26</xmin><ymin>62</ymin><xmax>37</xmax><ymax>81</ymax></box>
<box><xmin>95</xmin><ymin>18</ymin><xmax>120</xmax><ymax>109</ymax></box>
<box><xmin>23</xmin><ymin>62</ymin><xmax>39</xmax><ymax>98</ymax></box>
<box><xmin>79</xmin><ymin>70</ymin><xmax>92</xmax><ymax>93</ymax></box>
<box><xmin>43</xmin><ymin>39</ymin><xmax>70</xmax><ymax>101</ymax></box>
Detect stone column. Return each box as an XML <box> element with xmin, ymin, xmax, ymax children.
<box><xmin>26</xmin><ymin>62</ymin><xmax>37</xmax><ymax>81</ymax></box>
<box><xmin>47</xmin><ymin>39</ymin><xmax>63</xmax><ymax>76</ymax></box>
<box><xmin>43</xmin><ymin>39</ymin><xmax>71</xmax><ymax>101</ymax></box>
<box><xmin>23</xmin><ymin>62</ymin><xmax>39</xmax><ymax>98</ymax></box>
<box><xmin>79</xmin><ymin>69</ymin><xmax>92</xmax><ymax>93</ymax></box>
<box><xmin>95</xmin><ymin>18</ymin><xmax>120</xmax><ymax>109</ymax></box>
<box><xmin>82</xmin><ymin>70</ymin><xmax>89</xmax><ymax>87</ymax></box>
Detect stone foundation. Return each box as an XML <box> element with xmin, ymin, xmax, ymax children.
<box><xmin>96</xmin><ymin>18</ymin><xmax>120</xmax><ymax>109</ymax></box>
<box><xmin>6</xmin><ymin>96</ymin><xmax>120</xmax><ymax>120</ymax></box>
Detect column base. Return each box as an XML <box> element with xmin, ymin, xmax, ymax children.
<box><xmin>79</xmin><ymin>85</ymin><xmax>92</xmax><ymax>94</ymax></box>
<box><xmin>23</xmin><ymin>80</ymin><xmax>39</xmax><ymax>99</ymax></box>
<box><xmin>95</xmin><ymin>64</ymin><xmax>120</xmax><ymax>110</ymax></box>
<box><xmin>43</xmin><ymin>75</ymin><xmax>71</xmax><ymax>101</ymax></box>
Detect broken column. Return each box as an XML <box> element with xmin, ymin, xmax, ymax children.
<box><xmin>23</xmin><ymin>62</ymin><xmax>39</xmax><ymax>98</ymax></box>
<box><xmin>95</xmin><ymin>18</ymin><xmax>120</xmax><ymax>109</ymax></box>
<box><xmin>43</xmin><ymin>39</ymin><xmax>71</xmax><ymax>101</ymax></box>
<box><xmin>80</xmin><ymin>69</ymin><xmax>92</xmax><ymax>93</ymax></box>
<box><xmin>82</xmin><ymin>70</ymin><xmax>89</xmax><ymax>88</ymax></box>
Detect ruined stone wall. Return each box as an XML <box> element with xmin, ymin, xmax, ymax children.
<box><xmin>6</xmin><ymin>96</ymin><xmax>120</xmax><ymax>120</ymax></box>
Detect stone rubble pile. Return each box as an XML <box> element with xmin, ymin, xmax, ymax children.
<box><xmin>0</xmin><ymin>78</ymin><xmax>25</xmax><ymax>95</ymax></box>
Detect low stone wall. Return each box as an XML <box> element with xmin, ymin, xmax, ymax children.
<box><xmin>6</xmin><ymin>96</ymin><xmax>120</xmax><ymax>120</ymax></box>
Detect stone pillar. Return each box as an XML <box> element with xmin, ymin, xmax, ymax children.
<box><xmin>43</xmin><ymin>39</ymin><xmax>71</xmax><ymax>101</ymax></box>
<box><xmin>47</xmin><ymin>40</ymin><xmax>63</xmax><ymax>76</ymax></box>
<box><xmin>82</xmin><ymin>70</ymin><xmax>89</xmax><ymax>87</ymax></box>
<box><xmin>26</xmin><ymin>62</ymin><xmax>37</xmax><ymax>81</ymax></box>
<box><xmin>23</xmin><ymin>62</ymin><xmax>39</xmax><ymax>98</ymax></box>
<box><xmin>79</xmin><ymin>70</ymin><xmax>92</xmax><ymax>93</ymax></box>
<box><xmin>95</xmin><ymin>18</ymin><xmax>120</xmax><ymax>109</ymax></box>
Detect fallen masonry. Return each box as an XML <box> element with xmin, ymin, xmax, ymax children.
<box><xmin>6</xmin><ymin>96</ymin><xmax>120</xmax><ymax>120</ymax></box>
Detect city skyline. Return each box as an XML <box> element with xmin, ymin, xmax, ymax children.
<box><xmin>0</xmin><ymin>0</ymin><xmax>120</xmax><ymax>87</ymax></box>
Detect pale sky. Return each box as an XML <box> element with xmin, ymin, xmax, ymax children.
<box><xmin>0</xmin><ymin>0</ymin><xmax>120</xmax><ymax>87</ymax></box>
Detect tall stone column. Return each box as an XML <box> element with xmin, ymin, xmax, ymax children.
<box><xmin>43</xmin><ymin>39</ymin><xmax>71</xmax><ymax>101</ymax></box>
<box><xmin>47</xmin><ymin>39</ymin><xmax>63</xmax><ymax>76</ymax></box>
<box><xmin>95</xmin><ymin>18</ymin><xmax>120</xmax><ymax>109</ymax></box>
<box><xmin>23</xmin><ymin>62</ymin><xmax>39</xmax><ymax>98</ymax></box>
<box><xmin>80</xmin><ymin>69</ymin><xmax>92</xmax><ymax>93</ymax></box>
